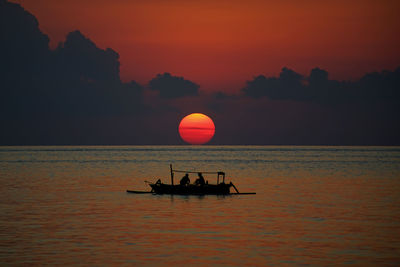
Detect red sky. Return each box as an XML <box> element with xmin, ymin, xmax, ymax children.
<box><xmin>12</xmin><ymin>0</ymin><xmax>400</xmax><ymax>92</ymax></box>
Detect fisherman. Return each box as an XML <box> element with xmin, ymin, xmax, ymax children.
<box><xmin>195</xmin><ymin>172</ymin><xmax>205</xmax><ymax>186</ymax></box>
<box><xmin>180</xmin><ymin>173</ymin><xmax>190</xmax><ymax>186</ymax></box>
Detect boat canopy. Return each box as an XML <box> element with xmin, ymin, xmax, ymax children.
<box><xmin>169</xmin><ymin>164</ymin><xmax>225</xmax><ymax>185</ymax></box>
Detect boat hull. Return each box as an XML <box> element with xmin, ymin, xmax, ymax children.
<box><xmin>149</xmin><ymin>183</ymin><xmax>232</xmax><ymax>195</ymax></box>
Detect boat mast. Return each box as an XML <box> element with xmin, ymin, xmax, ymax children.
<box><xmin>170</xmin><ymin>164</ymin><xmax>174</xmax><ymax>185</ymax></box>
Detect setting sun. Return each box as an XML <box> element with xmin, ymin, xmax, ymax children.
<box><xmin>178</xmin><ymin>113</ymin><xmax>215</xmax><ymax>145</ymax></box>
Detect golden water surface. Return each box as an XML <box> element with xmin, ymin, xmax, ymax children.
<box><xmin>0</xmin><ymin>146</ymin><xmax>399</xmax><ymax>265</ymax></box>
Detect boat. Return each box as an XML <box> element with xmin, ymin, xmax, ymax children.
<box><xmin>126</xmin><ymin>164</ymin><xmax>256</xmax><ymax>195</ymax></box>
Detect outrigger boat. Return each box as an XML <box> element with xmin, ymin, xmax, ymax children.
<box><xmin>126</xmin><ymin>164</ymin><xmax>256</xmax><ymax>195</ymax></box>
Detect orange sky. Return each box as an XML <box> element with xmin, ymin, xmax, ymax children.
<box><xmin>12</xmin><ymin>0</ymin><xmax>400</xmax><ymax>92</ymax></box>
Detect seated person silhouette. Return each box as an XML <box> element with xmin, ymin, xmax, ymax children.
<box><xmin>195</xmin><ymin>172</ymin><xmax>205</xmax><ymax>186</ymax></box>
<box><xmin>180</xmin><ymin>173</ymin><xmax>190</xmax><ymax>186</ymax></box>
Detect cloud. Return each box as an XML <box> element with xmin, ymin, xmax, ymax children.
<box><xmin>209</xmin><ymin>66</ymin><xmax>400</xmax><ymax>145</ymax></box>
<box><xmin>356</xmin><ymin>68</ymin><xmax>400</xmax><ymax>102</ymax></box>
<box><xmin>242</xmin><ymin>66</ymin><xmax>400</xmax><ymax>105</ymax></box>
<box><xmin>242</xmin><ymin>67</ymin><xmax>304</xmax><ymax>100</ymax></box>
<box><xmin>0</xmin><ymin>0</ymin><xmax>50</xmax><ymax>77</ymax></box>
<box><xmin>148</xmin><ymin>72</ymin><xmax>199</xmax><ymax>98</ymax></box>
<box><xmin>1</xmin><ymin>0</ymin><xmax>51</xmax><ymax>120</ymax></box>
<box><xmin>0</xmin><ymin>0</ymin><xmax>145</xmax><ymax>144</ymax></box>
<box><xmin>0</xmin><ymin>1</ymin><xmax>143</xmax><ymax>120</ymax></box>
<box><xmin>54</xmin><ymin>30</ymin><xmax>120</xmax><ymax>83</ymax></box>
<box><xmin>49</xmin><ymin>30</ymin><xmax>142</xmax><ymax>116</ymax></box>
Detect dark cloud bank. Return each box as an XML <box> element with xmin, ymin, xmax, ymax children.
<box><xmin>1</xmin><ymin>0</ymin><xmax>399</xmax><ymax>145</ymax></box>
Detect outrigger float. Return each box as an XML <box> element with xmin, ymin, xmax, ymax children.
<box><xmin>127</xmin><ymin>164</ymin><xmax>256</xmax><ymax>195</ymax></box>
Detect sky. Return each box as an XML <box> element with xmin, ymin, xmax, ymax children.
<box><xmin>10</xmin><ymin>0</ymin><xmax>400</xmax><ymax>92</ymax></box>
<box><xmin>1</xmin><ymin>0</ymin><xmax>400</xmax><ymax>145</ymax></box>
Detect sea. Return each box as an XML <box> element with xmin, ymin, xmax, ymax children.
<box><xmin>0</xmin><ymin>146</ymin><xmax>399</xmax><ymax>266</ymax></box>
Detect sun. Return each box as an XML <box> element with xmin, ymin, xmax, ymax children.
<box><xmin>178</xmin><ymin>113</ymin><xmax>215</xmax><ymax>145</ymax></box>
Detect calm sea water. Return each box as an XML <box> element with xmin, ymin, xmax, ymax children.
<box><xmin>0</xmin><ymin>146</ymin><xmax>400</xmax><ymax>266</ymax></box>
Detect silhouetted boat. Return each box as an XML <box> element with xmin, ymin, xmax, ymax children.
<box><xmin>126</xmin><ymin>164</ymin><xmax>256</xmax><ymax>195</ymax></box>
<box><xmin>148</xmin><ymin>182</ymin><xmax>232</xmax><ymax>195</ymax></box>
